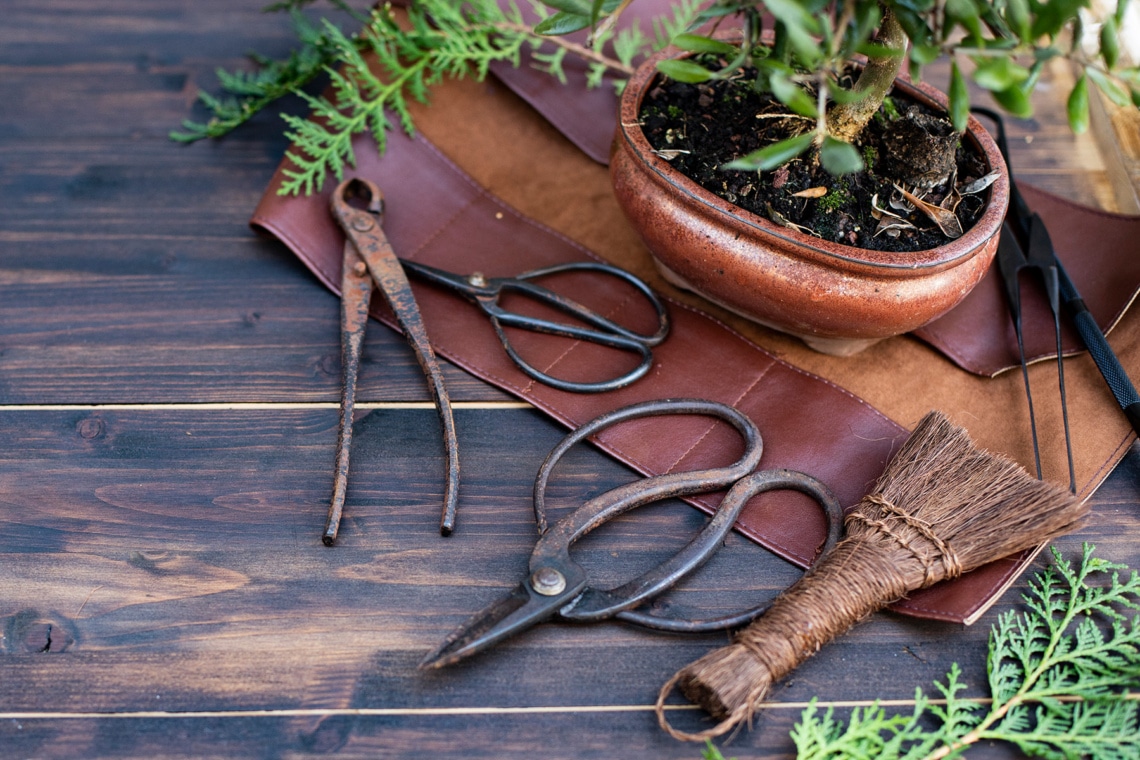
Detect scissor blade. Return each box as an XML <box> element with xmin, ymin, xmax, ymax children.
<box><xmin>419</xmin><ymin>583</ymin><xmax>561</xmax><ymax>670</ymax></box>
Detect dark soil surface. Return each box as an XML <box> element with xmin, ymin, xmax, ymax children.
<box><xmin>639</xmin><ymin>68</ymin><xmax>992</xmax><ymax>253</ymax></box>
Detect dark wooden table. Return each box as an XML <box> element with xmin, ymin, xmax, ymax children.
<box><xmin>3</xmin><ymin>3</ymin><xmax>1138</xmax><ymax>758</ymax></box>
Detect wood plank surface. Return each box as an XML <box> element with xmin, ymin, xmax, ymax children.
<box><xmin>2</xmin><ymin>2</ymin><xmax>1138</xmax><ymax>758</ymax></box>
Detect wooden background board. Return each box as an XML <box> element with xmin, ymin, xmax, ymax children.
<box><xmin>1</xmin><ymin>2</ymin><xmax>1138</xmax><ymax>758</ymax></box>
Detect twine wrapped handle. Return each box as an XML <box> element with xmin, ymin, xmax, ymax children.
<box><xmin>657</xmin><ymin>411</ymin><xmax>1086</xmax><ymax>741</ymax></box>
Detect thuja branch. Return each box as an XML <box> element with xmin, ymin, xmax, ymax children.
<box><xmin>492</xmin><ymin>20</ymin><xmax>633</xmax><ymax>76</ymax></box>
<box><xmin>170</xmin><ymin>10</ymin><xmax>341</xmax><ymax>143</ymax></box>
<box><xmin>173</xmin><ymin>0</ymin><xmax>648</xmax><ymax>196</ymax></box>
<box><xmin>274</xmin><ymin>0</ymin><xmax>640</xmax><ymax>195</ymax></box>
<box><xmin>786</xmin><ymin>544</ymin><xmax>1140</xmax><ymax>760</ymax></box>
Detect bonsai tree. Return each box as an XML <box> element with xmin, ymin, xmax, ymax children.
<box><xmin>176</xmin><ymin>0</ymin><xmax>1138</xmax><ymax>205</ymax></box>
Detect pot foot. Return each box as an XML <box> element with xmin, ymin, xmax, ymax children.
<box><xmin>652</xmin><ymin>257</ymin><xmax>884</xmax><ymax>357</ymax></box>
<box><xmin>798</xmin><ymin>335</ymin><xmax>883</xmax><ymax>356</ymax></box>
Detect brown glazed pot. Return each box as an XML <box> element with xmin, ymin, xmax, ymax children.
<box><xmin>611</xmin><ymin>49</ymin><xmax>1010</xmax><ymax>356</ymax></box>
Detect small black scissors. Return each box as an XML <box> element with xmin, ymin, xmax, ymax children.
<box><xmin>420</xmin><ymin>398</ymin><xmax>843</xmax><ymax>669</ymax></box>
<box><xmin>399</xmin><ymin>259</ymin><xmax>670</xmax><ymax>393</ymax></box>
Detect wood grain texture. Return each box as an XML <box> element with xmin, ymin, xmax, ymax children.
<box><xmin>0</xmin><ymin>407</ymin><xmax>1136</xmax><ymax>757</ymax></box>
<box><xmin>2</xmin><ymin>1</ymin><xmax>1138</xmax><ymax>758</ymax></box>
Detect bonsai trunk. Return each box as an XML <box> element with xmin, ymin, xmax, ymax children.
<box><xmin>826</xmin><ymin>8</ymin><xmax>907</xmax><ymax>143</ymax></box>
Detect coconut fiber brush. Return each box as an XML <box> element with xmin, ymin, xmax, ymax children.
<box><xmin>657</xmin><ymin>410</ymin><xmax>1088</xmax><ymax>741</ymax></box>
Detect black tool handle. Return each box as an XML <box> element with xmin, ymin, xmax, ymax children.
<box><xmin>1055</xmin><ymin>257</ymin><xmax>1140</xmax><ymax>436</ymax></box>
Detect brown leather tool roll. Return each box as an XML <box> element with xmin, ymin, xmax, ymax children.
<box><xmin>253</xmin><ymin>114</ymin><xmax>1082</xmax><ymax>624</ymax></box>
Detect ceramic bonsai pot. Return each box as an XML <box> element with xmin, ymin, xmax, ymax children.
<box><xmin>610</xmin><ymin>48</ymin><xmax>1010</xmax><ymax>356</ymax></box>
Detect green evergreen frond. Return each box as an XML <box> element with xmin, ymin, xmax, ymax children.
<box><xmin>176</xmin><ymin>0</ymin><xmax>662</xmax><ymax>193</ymax></box>
<box><xmin>793</xmin><ymin>544</ymin><xmax>1140</xmax><ymax>760</ymax></box>
<box><xmin>170</xmin><ymin>10</ymin><xmax>340</xmax><ymax>143</ymax></box>
<box><xmin>651</xmin><ymin>0</ymin><xmax>704</xmax><ymax>50</ymax></box>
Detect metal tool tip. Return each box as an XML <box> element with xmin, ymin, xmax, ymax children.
<box><xmin>417</xmin><ymin>652</ymin><xmax>446</xmax><ymax>670</ymax></box>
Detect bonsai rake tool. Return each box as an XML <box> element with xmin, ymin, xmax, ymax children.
<box><xmin>978</xmin><ymin>108</ymin><xmax>1076</xmax><ymax>492</ymax></box>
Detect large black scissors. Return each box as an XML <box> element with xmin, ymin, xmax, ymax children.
<box><xmin>399</xmin><ymin>259</ymin><xmax>670</xmax><ymax>393</ymax></box>
<box><xmin>419</xmin><ymin>399</ymin><xmax>843</xmax><ymax>669</ymax></box>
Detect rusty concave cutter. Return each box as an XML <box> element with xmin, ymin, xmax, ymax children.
<box><xmin>326</xmin><ymin>177</ymin><xmax>671</xmax><ymax>546</ymax></box>
<box><xmin>327</xmin><ymin>177</ymin><xmax>460</xmax><ymax>544</ymax></box>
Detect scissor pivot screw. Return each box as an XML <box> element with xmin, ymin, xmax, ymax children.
<box><xmin>351</xmin><ymin>216</ymin><xmax>375</xmax><ymax>232</ymax></box>
<box><xmin>467</xmin><ymin>272</ymin><xmax>487</xmax><ymax>288</ymax></box>
<box><xmin>530</xmin><ymin>567</ymin><xmax>566</xmax><ymax>596</ymax></box>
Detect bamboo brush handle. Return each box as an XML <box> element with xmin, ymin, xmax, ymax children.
<box><xmin>657</xmin><ymin>536</ymin><xmax>917</xmax><ymax>740</ymax></box>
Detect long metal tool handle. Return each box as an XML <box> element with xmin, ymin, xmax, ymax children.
<box><xmin>356</xmin><ymin>218</ymin><xmax>460</xmax><ymax>535</ymax></box>
<box><xmin>331</xmin><ymin>179</ymin><xmax>461</xmax><ymax>537</ymax></box>
<box><xmin>1055</xmin><ymin>257</ymin><xmax>1140</xmax><ymax>435</ymax></box>
<box><xmin>324</xmin><ymin>245</ymin><xmax>375</xmax><ymax>545</ymax></box>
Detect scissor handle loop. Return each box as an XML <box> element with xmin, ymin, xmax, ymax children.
<box><xmin>491</xmin><ymin>314</ymin><xmax>655</xmax><ymax>393</ymax></box>
<box><xmin>483</xmin><ymin>262</ymin><xmax>669</xmax><ymax>393</ymax></box>
<box><xmin>532</xmin><ymin>399</ymin><xmax>762</xmax><ymax>535</ymax></box>
<box><xmin>612</xmin><ymin>468</ymin><xmax>842</xmax><ymax>631</ymax></box>
<box><xmin>506</xmin><ymin>262</ymin><xmax>670</xmax><ymax>346</ymax></box>
<box><xmin>531</xmin><ymin>399</ymin><xmax>777</xmax><ymax>621</ymax></box>
<box><xmin>404</xmin><ymin>258</ymin><xmax>669</xmax><ymax>393</ymax></box>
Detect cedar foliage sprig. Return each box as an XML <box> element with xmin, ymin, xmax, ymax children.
<box><xmin>173</xmin><ymin>0</ymin><xmax>700</xmax><ymax>196</ymax></box>
<box><xmin>170</xmin><ymin>10</ymin><xmax>342</xmax><ymax>143</ymax></box>
<box><xmin>774</xmin><ymin>544</ymin><xmax>1140</xmax><ymax>760</ymax></box>
<box><xmin>704</xmin><ymin>545</ymin><xmax>1140</xmax><ymax>759</ymax></box>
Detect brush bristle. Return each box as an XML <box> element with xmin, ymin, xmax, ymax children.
<box><xmin>861</xmin><ymin>411</ymin><xmax>1087</xmax><ymax>572</ymax></box>
<box><xmin>657</xmin><ymin>410</ymin><xmax>1089</xmax><ymax>741</ymax></box>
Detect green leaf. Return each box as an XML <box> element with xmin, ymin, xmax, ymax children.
<box><xmin>533</xmin><ymin>11</ymin><xmax>591</xmax><ymax>35</ymax></box>
<box><xmin>856</xmin><ymin>42</ymin><xmax>905</xmax><ymax>61</ymax></box>
<box><xmin>1005</xmin><ymin>0</ymin><xmax>1032</xmax><ymax>41</ymax></box>
<box><xmin>764</xmin><ymin>0</ymin><xmax>823</xmax><ymax>66</ymax></box>
<box><xmin>945</xmin><ymin>0</ymin><xmax>984</xmax><ymax>40</ymax></box>
<box><xmin>949</xmin><ymin>61</ymin><xmax>970</xmax><ymax>132</ymax></box>
<box><xmin>769</xmin><ymin>73</ymin><xmax>818</xmax><ymax>118</ymax></box>
<box><xmin>723</xmin><ymin>131</ymin><xmax>815</xmax><ymax>171</ymax></box>
<box><xmin>1116</xmin><ymin>0</ymin><xmax>1133</xmax><ymax>24</ymax></box>
<box><xmin>972</xmin><ymin>57</ymin><xmax>1031</xmax><ymax>91</ymax></box>
<box><xmin>536</xmin><ymin>0</ymin><xmax>592</xmax><ymax>17</ymax></box>
<box><xmin>845</xmin><ymin>3</ymin><xmax>881</xmax><ymax>57</ymax></box>
<box><xmin>655</xmin><ymin>58</ymin><xmax>713</xmax><ymax>83</ymax></box>
<box><xmin>1100</xmin><ymin>16</ymin><xmax>1120</xmax><ymax>69</ymax></box>
<box><xmin>671</xmin><ymin>33</ymin><xmax>737</xmax><ymax>55</ymax></box>
<box><xmin>819</xmin><ymin>136</ymin><xmax>864</xmax><ymax>176</ymax></box>
<box><xmin>892</xmin><ymin>4</ymin><xmax>935</xmax><ymax>48</ymax></box>
<box><xmin>1032</xmin><ymin>0</ymin><xmax>1087</xmax><ymax>39</ymax></box>
<box><xmin>991</xmin><ymin>83</ymin><xmax>1034</xmax><ymax>119</ymax></box>
<box><xmin>1067</xmin><ymin>73</ymin><xmax>1090</xmax><ymax>134</ymax></box>
<box><xmin>1088</xmin><ymin>66</ymin><xmax>1133</xmax><ymax>108</ymax></box>
<box><xmin>910</xmin><ymin>44</ymin><xmax>941</xmax><ymax>65</ymax></box>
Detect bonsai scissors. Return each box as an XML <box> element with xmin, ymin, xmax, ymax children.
<box><xmin>398</xmin><ymin>259</ymin><xmax>669</xmax><ymax>393</ymax></box>
<box><xmin>420</xmin><ymin>398</ymin><xmax>843</xmax><ymax>670</ymax></box>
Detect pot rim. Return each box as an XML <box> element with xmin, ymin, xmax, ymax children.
<box><xmin>618</xmin><ymin>44</ymin><xmax>1010</xmax><ymax>272</ymax></box>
